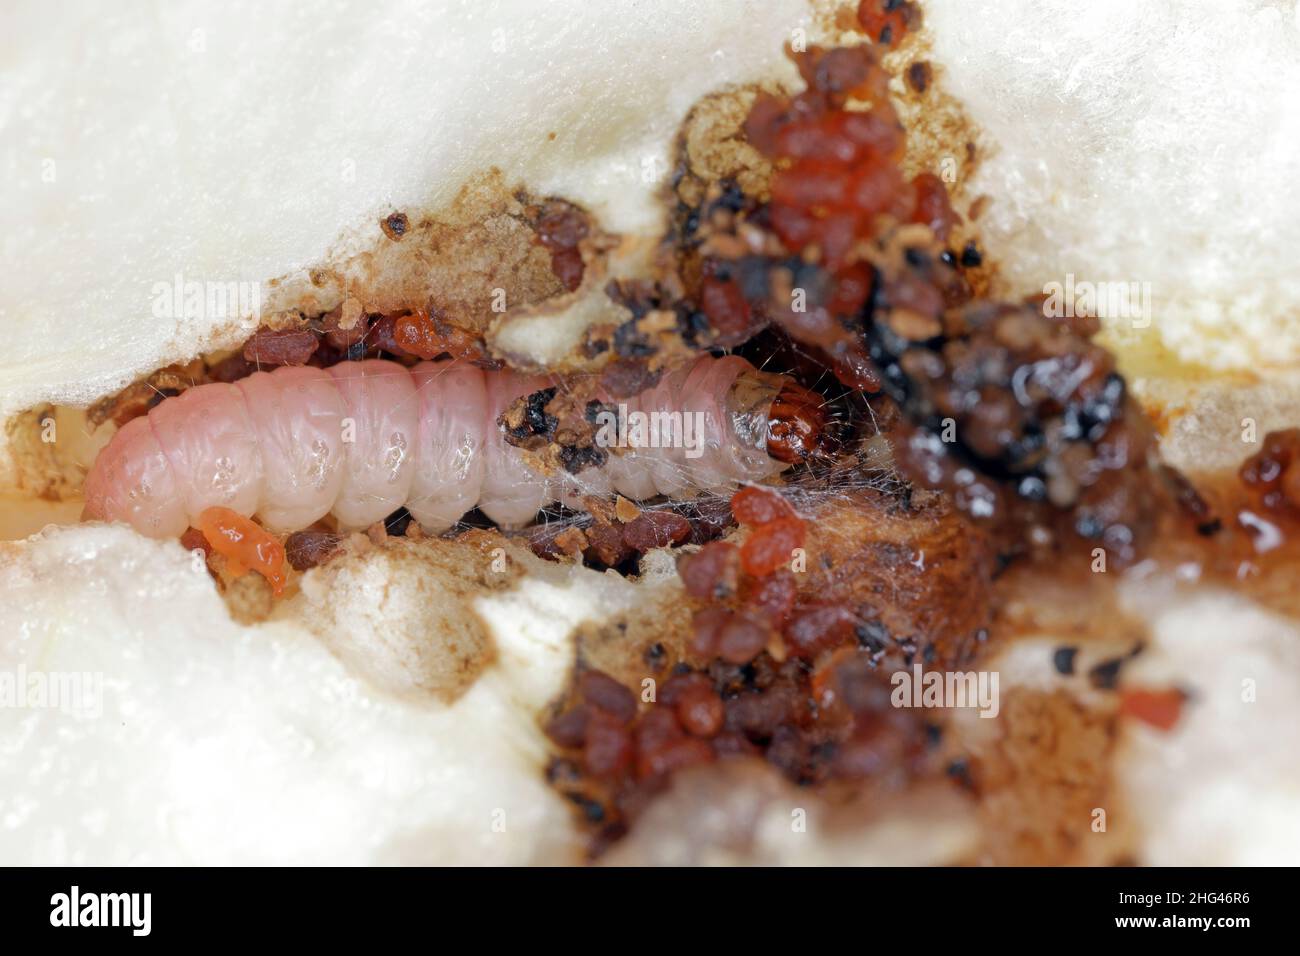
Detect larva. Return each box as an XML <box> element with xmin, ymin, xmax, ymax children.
<box><xmin>82</xmin><ymin>354</ymin><xmax>826</xmax><ymax>540</ymax></box>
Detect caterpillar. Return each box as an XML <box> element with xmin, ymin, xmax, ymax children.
<box><xmin>82</xmin><ymin>354</ymin><xmax>827</xmax><ymax>540</ymax></box>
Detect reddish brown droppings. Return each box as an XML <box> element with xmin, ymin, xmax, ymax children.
<box><xmin>856</xmin><ymin>0</ymin><xmax>920</xmax><ymax>47</ymax></box>
<box><xmin>636</xmin><ymin>735</ymin><xmax>715</xmax><ymax>781</ymax></box>
<box><xmin>1159</xmin><ymin>464</ymin><xmax>1220</xmax><ymax>535</ymax></box>
<box><xmin>906</xmin><ymin>60</ymin><xmax>932</xmax><ymax>94</ymax></box>
<box><xmin>1240</xmin><ymin>428</ymin><xmax>1300</xmax><ymax>515</ymax></box>
<box><xmin>684</xmin><ymin>496</ymin><xmax>737</xmax><ymax>545</ymax></box>
<box><xmin>828</xmin><ymin>352</ymin><xmax>884</xmax><ymax>393</ymax></box>
<box><xmin>831</xmin><ymin>726</ymin><xmax>903</xmax><ymax>779</ymax></box>
<box><xmin>635</xmin><ymin>705</ymin><xmax>684</xmax><ymax>745</ymax></box>
<box><xmin>675</xmin><ymin>687</ymin><xmax>726</xmax><ymax>738</ymax></box>
<box><xmin>180</xmin><ymin>527</ymin><xmax>210</xmax><ymax>557</ymax></box>
<box><xmin>784</xmin><ymin>603</ymin><xmax>859</xmax><ymax>658</ymax></box>
<box><xmin>751</xmin><ymin>569</ymin><xmax>798</xmax><ymax>626</ymax></box>
<box><xmin>658</xmin><ymin>672</ymin><xmax>713</xmax><ymax>705</ymax></box>
<box><xmin>320</xmin><ymin>305</ymin><xmax>368</xmax><ymax>351</ymax></box>
<box><xmin>196</xmin><ymin>507</ymin><xmax>288</xmax><ymax>595</ymax></box>
<box><xmin>740</xmin><ymin>517</ymin><xmax>806</xmax><ymax>577</ymax></box>
<box><xmin>551</xmin><ymin>249</ymin><xmax>585</xmax><ymax>292</ymax></box>
<box><xmin>86</xmin><ymin>363</ymin><xmax>206</xmax><ymax>428</ymax></box>
<box><xmin>284</xmin><ymin>529</ymin><xmax>344</xmax><ymax>572</ymax></box>
<box><xmin>1119</xmin><ymin>687</ymin><xmax>1185</xmax><ymax>732</ymax></box>
<box><xmin>730</xmin><ymin>485</ymin><xmax>797</xmax><ymax>526</ymax></box>
<box><xmin>545</xmin><ymin>705</ymin><xmax>590</xmax><ymax>749</ymax></box>
<box><xmin>622</xmin><ymin>511</ymin><xmax>692</xmax><ymax>551</ymax></box>
<box><xmin>526</xmin><ymin>522</ymin><xmax>575</xmax><ymax>561</ymax></box>
<box><xmin>538</xmin><ymin>29</ymin><xmax>1194</xmax><ymax>858</ymax></box>
<box><xmin>723</xmin><ymin>685</ymin><xmax>797</xmax><ymax>741</ymax></box>
<box><xmin>772</xmin><ymin>110</ymin><xmax>902</xmax><ymax>166</ymax></box>
<box><xmin>744</xmin><ymin>45</ymin><xmax>911</xmax><ymax>277</ymax></box>
<box><xmin>795</xmin><ymin>44</ymin><xmax>885</xmax><ymax>99</ymax></box>
<box><xmin>909</xmin><ymin>172</ymin><xmax>960</xmax><ymax>241</ymax></box>
<box><xmin>584</xmin><ymin>522</ymin><xmax>635</xmax><ymax>567</ymax></box>
<box><xmin>584</xmin><ymin>711</ymin><xmax>634</xmax><ymax>776</ymax></box>
<box><xmin>534</xmin><ymin>201</ymin><xmax>590</xmax><ymax>292</ymax></box>
<box><xmin>545</xmin><ymin>637</ymin><xmax>934</xmax><ymax>848</ymax></box>
<box><xmin>677</xmin><ymin>540</ymin><xmax>740</xmax><ymax>600</ymax></box>
<box><xmin>715</xmin><ymin>612</ymin><xmax>772</xmax><ymax>665</ymax></box>
<box><xmin>689</xmin><ymin>606</ymin><xmax>732</xmax><ymax>658</ymax></box>
<box><xmin>771</xmin><ymin>161</ymin><xmax>854</xmax><ymax>209</ymax></box>
<box><xmin>380</xmin><ymin>211</ymin><xmax>409</xmax><ymax>241</ymax></box>
<box><xmin>535</xmin><ymin>202</ymin><xmax>588</xmax><ymax>249</ymax></box>
<box><xmin>393</xmin><ymin>309</ymin><xmax>485</xmax><ymax>361</ymax></box>
<box><xmin>208</xmin><ymin>352</ymin><xmax>258</xmax><ymax>384</ymax></box>
<box><xmin>766</xmin><ymin>380</ymin><xmax>830</xmax><ymax>464</ymax></box>
<box><xmin>364</xmin><ymin>313</ymin><xmax>406</xmax><ymax>356</ymax></box>
<box><xmin>699</xmin><ymin>274</ymin><xmax>755</xmax><ymax>346</ymax></box>
<box><xmin>579</xmin><ymin>669</ymin><xmax>638</xmax><ymax>723</ymax></box>
<box><xmin>711</xmin><ymin>730</ymin><xmax>762</xmax><ymax>758</ymax></box>
<box><xmin>243</xmin><ymin>328</ymin><xmax>319</xmax><ymax>367</ymax></box>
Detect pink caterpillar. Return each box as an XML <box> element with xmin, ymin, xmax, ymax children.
<box><xmin>83</xmin><ymin>354</ymin><xmax>822</xmax><ymax>539</ymax></box>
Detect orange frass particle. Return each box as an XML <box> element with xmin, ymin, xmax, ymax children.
<box><xmin>856</xmin><ymin>0</ymin><xmax>919</xmax><ymax>48</ymax></box>
<box><xmin>731</xmin><ymin>485</ymin><xmax>797</xmax><ymax>526</ymax></box>
<box><xmin>392</xmin><ymin>309</ymin><xmax>485</xmax><ymax>361</ymax></box>
<box><xmin>741</xmin><ymin>518</ymin><xmax>807</xmax><ymax>578</ymax></box>
<box><xmin>909</xmin><ymin>171</ymin><xmax>960</xmax><ymax>241</ymax></box>
<box><xmin>196</xmin><ymin>507</ymin><xmax>288</xmax><ymax>595</ymax></box>
<box><xmin>1119</xmin><ymin>687</ymin><xmax>1186</xmax><ymax>732</ymax></box>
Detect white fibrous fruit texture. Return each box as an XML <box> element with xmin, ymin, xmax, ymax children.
<box><xmin>0</xmin><ymin>0</ymin><xmax>809</xmax><ymax>421</ymax></box>
<box><xmin>0</xmin><ymin>524</ymin><xmax>674</xmax><ymax>864</ymax></box>
<box><xmin>1112</xmin><ymin>580</ymin><xmax>1300</xmax><ymax>865</ymax></box>
<box><xmin>925</xmin><ymin>0</ymin><xmax>1300</xmax><ymax>376</ymax></box>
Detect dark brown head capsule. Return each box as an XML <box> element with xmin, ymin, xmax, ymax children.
<box><xmin>765</xmin><ymin>380</ymin><xmax>830</xmax><ymax>464</ymax></box>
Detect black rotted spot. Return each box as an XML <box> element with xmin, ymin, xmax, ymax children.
<box><xmin>677</xmin><ymin>308</ymin><xmax>712</xmax><ymax>346</ymax></box>
<box><xmin>384</xmin><ymin>507</ymin><xmax>412</xmax><ymax>536</ymax></box>
<box><xmin>1052</xmin><ymin>646</ymin><xmax>1078</xmax><ymax>676</ymax></box>
<box><xmin>558</xmin><ymin>444</ymin><xmax>609</xmax><ymax>474</ymax></box>
<box><xmin>506</xmin><ymin>387</ymin><xmax>559</xmax><ymax>443</ymax></box>
<box><xmin>1074</xmin><ymin>373</ymin><xmax>1126</xmax><ymax>442</ymax></box>
<box><xmin>856</xmin><ymin>619</ymin><xmax>890</xmax><ymax>653</ymax></box>
<box><xmin>585</xmin><ymin>399</ymin><xmax>616</xmax><ymax>425</ymax></box>
<box><xmin>1088</xmin><ymin>657</ymin><xmax>1125</xmax><ymax>690</ymax></box>
<box><xmin>681</xmin><ymin>207</ymin><xmax>701</xmax><ymax>238</ymax></box>
<box><xmin>612</xmin><ymin>320</ymin><xmax>655</xmax><ymax>358</ymax></box>
<box><xmin>946</xmin><ymin>758</ymin><xmax>974</xmax><ymax>789</ymax></box>
<box><xmin>146</xmin><ymin>388</ymin><xmax>181</xmax><ymax>410</ymax></box>
<box><xmin>906</xmin><ymin>61</ymin><xmax>931</xmax><ymax>94</ymax></box>
<box><xmin>525</xmin><ymin>388</ymin><xmax>558</xmax><ymax>434</ymax></box>
<box><xmin>565</xmin><ymin>792</ymin><xmax>606</xmax><ymax>823</ymax></box>
<box><xmin>715</xmin><ymin>179</ymin><xmax>746</xmax><ymax>212</ymax></box>
<box><xmin>643</xmin><ymin>642</ymin><xmax>667</xmax><ymax>671</ymax></box>
<box><xmin>382</xmin><ymin>211</ymin><xmax>409</xmax><ymax>240</ymax></box>
<box><xmin>737</xmin><ymin>257</ymin><xmax>774</xmax><ymax>304</ymax></box>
